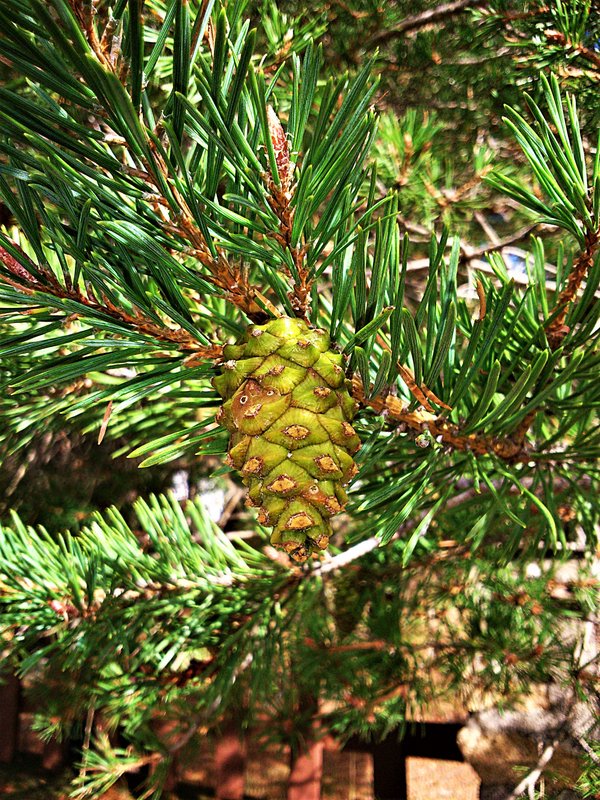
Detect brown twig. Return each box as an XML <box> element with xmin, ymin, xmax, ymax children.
<box><xmin>397</xmin><ymin>362</ymin><xmax>451</xmax><ymax>412</ymax></box>
<box><xmin>505</xmin><ymin>739</ymin><xmax>559</xmax><ymax>800</ymax></box>
<box><xmin>68</xmin><ymin>0</ymin><xmax>114</xmax><ymax>70</ymax></box>
<box><xmin>373</xmin><ymin>333</ymin><xmax>451</xmax><ymax>412</ymax></box>
<box><xmin>546</xmin><ymin>227</ymin><xmax>600</xmax><ymax>348</ymax></box>
<box><xmin>370</xmin><ymin>0</ymin><xmax>487</xmax><ymax>46</ymax></box>
<box><xmin>460</xmin><ymin>222</ymin><xmax>555</xmax><ymax>262</ymax></box>
<box><xmin>501</xmin><ymin>5</ymin><xmax>549</xmax><ymax>23</ymax></box>
<box><xmin>264</xmin><ymin>106</ymin><xmax>312</xmax><ymax>319</ymax></box>
<box><xmin>543</xmin><ymin>28</ymin><xmax>600</xmax><ymax>73</ymax></box>
<box><xmin>64</xmin><ymin>1</ymin><xmax>277</xmax><ymax>324</ymax></box>
<box><xmin>0</xmin><ymin>242</ymin><xmax>222</xmax><ymax>357</ymax></box>
<box><xmin>510</xmin><ymin>228</ymin><xmax>600</xmax><ymax>435</ymax></box>
<box><xmin>352</xmin><ymin>375</ymin><xmax>530</xmax><ymax>462</ymax></box>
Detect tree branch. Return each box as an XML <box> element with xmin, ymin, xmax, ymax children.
<box><xmin>67</xmin><ymin>1</ymin><xmax>277</xmax><ymax>323</ymax></box>
<box><xmin>546</xmin><ymin>227</ymin><xmax>600</xmax><ymax>348</ymax></box>
<box><xmin>310</xmin><ymin>479</ymin><xmax>510</xmax><ymax>575</ymax></box>
<box><xmin>370</xmin><ymin>0</ymin><xmax>487</xmax><ymax>46</ymax></box>
<box><xmin>505</xmin><ymin>740</ymin><xmax>558</xmax><ymax>800</ymax></box>
<box><xmin>264</xmin><ymin>106</ymin><xmax>312</xmax><ymax>319</ymax></box>
<box><xmin>352</xmin><ymin>376</ymin><xmax>531</xmax><ymax>462</ymax></box>
<box><xmin>0</xmin><ymin>242</ymin><xmax>221</xmax><ymax>357</ymax></box>
<box><xmin>543</xmin><ymin>28</ymin><xmax>600</xmax><ymax>73</ymax></box>
<box><xmin>460</xmin><ymin>222</ymin><xmax>556</xmax><ymax>261</ymax></box>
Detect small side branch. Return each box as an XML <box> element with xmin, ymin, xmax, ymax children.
<box><xmin>67</xmin><ymin>0</ymin><xmax>114</xmax><ymax>70</ymax></box>
<box><xmin>460</xmin><ymin>223</ymin><xmax>555</xmax><ymax>262</ymax></box>
<box><xmin>547</xmin><ymin>227</ymin><xmax>600</xmax><ymax>348</ymax></box>
<box><xmin>0</xmin><ymin>242</ymin><xmax>221</xmax><ymax>357</ymax></box>
<box><xmin>66</xmin><ymin>2</ymin><xmax>275</xmax><ymax>323</ymax></box>
<box><xmin>505</xmin><ymin>740</ymin><xmax>558</xmax><ymax>800</ymax></box>
<box><xmin>352</xmin><ymin>376</ymin><xmax>529</xmax><ymax>462</ymax></box>
<box><xmin>370</xmin><ymin>0</ymin><xmax>486</xmax><ymax>45</ymax></box>
<box><xmin>542</xmin><ymin>28</ymin><xmax>600</xmax><ymax>73</ymax></box>
<box><xmin>265</xmin><ymin>106</ymin><xmax>311</xmax><ymax>319</ymax></box>
<box><xmin>312</xmin><ymin>536</ymin><xmax>381</xmax><ymax>574</ymax></box>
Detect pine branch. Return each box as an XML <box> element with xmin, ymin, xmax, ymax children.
<box><xmin>352</xmin><ymin>376</ymin><xmax>534</xmax><ymax>462</ymax></box>
<box><xmin>67</xmin><ymin>0</ymin><xmax>114</xmax><ymax>71</ymax></box>
<box><xmin>314</xmin><ymin>471</ymin><xmax>594</xmax><ymax>575</ymax></box>
<box><xmin>264</xmin><ymin>106</ymin><xmax>311</xmax><ymax>318</ymax></box>
<box><xmin>541</xmin><ymin>26</ymin><xmax>600</xmax><ymax>73</ymax></box>
<box><xmin>547</xmin><ymin>226</ymin><xmax>600</xmax><ymax>348</ymax></box>
<box><xmin>505</xmin><ymin>739</ymin><xmax>559</xmax><ymax>800</ymax></box>
<box><xmin>460</xmin><ymin>222</ymin><xmax>556</xmax><ymax>261</ymax></box>
<box><xmin>66</xmin><ymin>4</ymin><xmax>274</xmax><ymax>322</ymax></box>
<box><xmin>118</xmin><ymin>151</ymin><xmax>279</xmax><ymax>321</ymax></box>
<box><xmin>370</xmin><ymin>0</ymin><xmax>486</xmax><ymax>45</ymax></box>
<box><xmin>0</xmin><ymin>241</ymin><xmax>220</xmax><ymax>355</ymax></box>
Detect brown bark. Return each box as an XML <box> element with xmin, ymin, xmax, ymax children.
<box><xmin>547</xmin><ymin>228</ymin><xmax>600</xmax><ymax>349</ymax></box>
<box><xmin>370</xmin><ymin>0</ymin><xmax>486</xmax><ymax>45</ymax></box>
<box><xmin>353</xmin><ymin>376</ymin><xmax>529</xmax><ymax>462</ymax></box>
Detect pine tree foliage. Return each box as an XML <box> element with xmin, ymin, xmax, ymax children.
<box><xmin>1</xmin><ymin>494</ymin><xmax>597</xmax><ymax>797</ymax></box>
<box><xmin>0</xmin><ymin>1</ymin><xmax>598</xmax><ymax>796</ymax></box>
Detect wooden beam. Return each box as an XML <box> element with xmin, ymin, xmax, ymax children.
<box><xmin>0</xmin><ymin>675</ymin><xmax>20</xmax><ymax>764</ymax></box>
<box><xmin>288</xmin><ymin>737</ymin><xmax>324</xmax><ymax>800</ymax></box>
<box><xmin>214</xmin><ymin>720</ymin><xmax>246</xmax><ymax>800</ymax></box>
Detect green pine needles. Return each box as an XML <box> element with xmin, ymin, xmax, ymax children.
<box><xmin>0</xmin><ymin>1</ymin><xmax>599</xmax><ymax>797</ymax></box>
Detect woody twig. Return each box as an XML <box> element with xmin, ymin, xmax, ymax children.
<box><xmin>265</xmin><ymin>106</ymin><xmax>312</xmax><ymax>319</ymax></box>
<box><xmin>546</xmin><ymin>227</ymin><xmax>600</xmax><ymax>349</ymax></box>
<box><xmin>352</xmin><ymin>375</ymin><xmax>531</xmax><ymax>462</ymax></box>
<box><xmin>0</xmin><ymin>243</ymin><xmax>222</xmax><ymax>358</ymax></box>
<box><xmin>65</xmin><ymin>0</ymin><xmax>278</xmax><ymax>324</ymax></box>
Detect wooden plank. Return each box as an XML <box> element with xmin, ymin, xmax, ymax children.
<box><xmin>322</xmin><ymin>747</ymin><xmax>374</xmax><ymax>800</ymax></box>
<box><xmin>0</xmin><ymin>675</ymin><xmax>20</xmax><ymax>763</ymax></box>
<box><xmin>406</xmin><ymin>757</ymin><xmax>480</xmax><ymax>800</ymax></box>
<box><xmin>288</xmin><ymin>738</ymin><xmax>324</xmax><ymax>800</ymax></box>
<box><xmin>214</xmin><ymin>721</ymin><xmax>246</xmax><ymax>800</ymax></box>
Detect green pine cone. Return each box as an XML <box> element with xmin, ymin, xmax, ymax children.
<box><xmin>213</xmin><ymin>317</ymin><xmax>360</xmax><ymax>562</ymax></box>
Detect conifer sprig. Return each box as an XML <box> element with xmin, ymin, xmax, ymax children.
<box><xmin>0</xmin><ymin>2</ymin><xmax>598</xmax><ymax>545</ymax></box>
<box><xmin>0</xmin><ymin>4</ymin><xmax>599</xmax><ymax>797</ymax></box>
<box><xmin>0</xmin><ymin>494</ymin><xmax>594</xmax><ymax>795</ymax></box>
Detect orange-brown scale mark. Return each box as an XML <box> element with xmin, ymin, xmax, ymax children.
<box><xmin>315</xmin><ymin>455</ymin><xmax>339</xmax><ymax>474</ymax></box>
<box><xmin>242</xmin><ymin>457</ymin><xmax>264</xmax><ymax>474</ymax></box>
<box><xmin>267</xmin><ymin>475</ymin><xmax>298</xmax><ymax>494</ymax></box>
<box><xmin>324</xmin><ymin>497</ymin><xmax>343</xmax><ymax>514</ymax></box>
<box><xmin>310</xmin><ymin>532</ymin><xmax>330</xmax><ymax>550</ymax></box>
<box><xmin>284</xmin><ymin>425</ymin><xmax>310</xmax><ymax>440</ymax></box>
<box><xmin>301</xmin><ymin>485</ymin><xmax>343</xmax><ymax>514</ymax></box>
<box><xmin>285</xmin><ymin>512</ymin><xmax>315</xmax><ymax>530</ymax></box>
